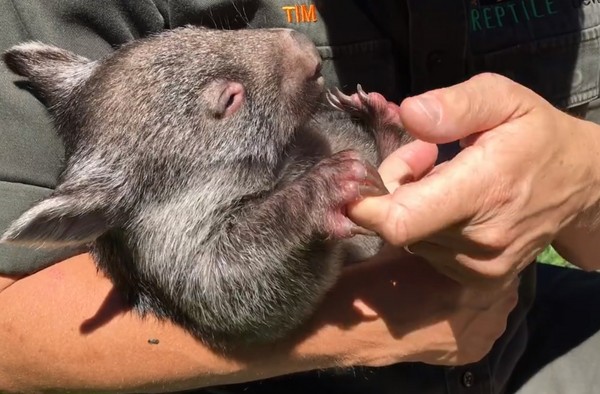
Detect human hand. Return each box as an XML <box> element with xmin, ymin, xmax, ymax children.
<box><xmin>348</xmin><ymin>73</ymin><xmax>600</xmax><ymax>285</ymax></box>
<box><xmin>315</xmin><ymin>247</ymin><xmax>519</xmax><ymax>367</ymax></box>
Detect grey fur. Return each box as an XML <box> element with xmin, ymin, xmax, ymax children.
<box><xmin>1</xmin><ymin>27</ymin><xmax>410</xmax><ymax>349</ymax></box>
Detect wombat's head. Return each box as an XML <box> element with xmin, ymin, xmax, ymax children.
<box><xmin>1</xmin><ymin>27</ymin><xmax>324</xmax><ymax>248</ymax></box>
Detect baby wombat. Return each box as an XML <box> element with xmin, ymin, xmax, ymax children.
<box><xmin>1</xmin><ymin>27</ymin><xmax>410</xmax><ymax>349</ymax></box>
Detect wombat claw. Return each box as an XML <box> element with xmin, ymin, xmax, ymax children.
<box><xmin>356</xmin><ymin>84</ymin><xmax>369</xmax><ymax>101</ymax></box>
<box><xmin>350</xmin><ymin>225</ymin><xmax>378</xmax><ymax>237</ymax></box>
<box><xmin>325</xmin><ymin>87</ymin><xmax>346</xmax><ymax>112</ymax></box>
<box><xmin>352</xmin><ymin>161</ymin><xmax>385</xmax><ymax>237</ymax></box>
<box><xmin>326</xmin><ymin>84</ymin><xmax>372</xmax><ymax>118</ymax></box>
<box><xmin>362</xmin><ymin>161</ymin><xmax>388</xmax><ymax>197</ymax></box>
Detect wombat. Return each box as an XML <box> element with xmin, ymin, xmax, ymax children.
<box><xmin>1</xmin><ymin>27</ymin><xmax>410</xmax><ymax>349</ymax></box>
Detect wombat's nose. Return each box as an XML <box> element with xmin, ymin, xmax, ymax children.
<box><xmin>289</xmin><ymin>30</ymin><xmax>320</xmax><ymax>61</ymax></box>
<box><xmin>283</xmin><ymin>29</ymin><xmax>322</xmax><ymax>80</ymax></box>
<box><xmin>289</xmin><ymin>30</ymin><xmax>316</xmax><ymax>52</ymax></box>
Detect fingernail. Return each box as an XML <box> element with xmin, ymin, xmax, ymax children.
<box><xmin>415</xmin><ymin>95</ymin><xmax>441</xmax><ymax>125</ymax></box>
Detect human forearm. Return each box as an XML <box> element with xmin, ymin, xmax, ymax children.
<box><xmin>0</xmin><ymin>253</ymin><xmax>353</xmax><ymax>393</ymax></box>
<box><xmin>552</xmin><ymin>117</ymin><xmax>600</xmax><ymax>271</ymax></box>
<box><xmin>0</xmin><ymin>253</ymin><xmax>415</xmax><ymax>393</ymax></box>
<box><xmin>0</xmin><ymin>254</ymin><xmax>243</xmax><ymax>393</ymax></box>
<box><xmin>0</xmin><ymin>250</ymin><xmax>517</xmax><ymax>393</ymax></box>
<box><xmin>554</xmin><ymin>222</ymin><xmax>600</xmax><ymax>270</ymax></box>
<box><xmin>0</xmin><ymin>275</ymin><xmax>18</xmax><ymax>292</ymax></box>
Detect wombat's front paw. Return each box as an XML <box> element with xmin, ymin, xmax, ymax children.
<box><xmin>309</xmin><ymin>150</ymin><xmax>387</xmax><ymax>238</ymax></box>
<box><xmin>326</xmin><ymin>85</ymin><xmax>403</xmax><ymax>128</ymax></box>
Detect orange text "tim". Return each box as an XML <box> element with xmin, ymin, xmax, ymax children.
<box><xmin>282</xmin><ymin>4</ymin><xmax>317</xmax><ymax>23</ymax></box>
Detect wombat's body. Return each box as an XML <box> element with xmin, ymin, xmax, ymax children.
<box><xmin>2</xmin><ymin>27</ymin><xmax>409</xmax><ymax>348</ymax></box>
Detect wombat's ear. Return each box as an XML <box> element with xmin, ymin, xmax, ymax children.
<box><xmin>0</xmin><ymin>193</ymin><xmax>108</xmax><ymax>248</ymax></box>
<box><xmin>3</xmin><ymin>42</ymin><xmax>95</xmax><ymax>106</ymax></box>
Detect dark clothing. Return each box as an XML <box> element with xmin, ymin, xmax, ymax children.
<box><xmin>1</xmin><ymin>1</ymin><xmax>599</xmax><ymax>393</ymax></box>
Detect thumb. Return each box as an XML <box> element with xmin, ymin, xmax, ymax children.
<box><xmin>349</xmin><ymin>149</ymin><xmax>486</xmax><ymax>246</ymax></box>
<box><xmin>399</xmin><ymin>73</ymin><xmax>540</xmax><ymax>144</ymax></box>
<box><xmin>378</xmin><ymin>139</ymin><xmax>439</xmax><ymax>192</ymax></box>
<box><xmin>348</xmin><ymin>140</ymin><xmax>437</xmax><ymax>225</ymax></box>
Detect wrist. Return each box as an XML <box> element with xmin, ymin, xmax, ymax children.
<box><xmin>560</xmin><ymin>116</ymin><xmax>600</xmax><ymax>224</ymax></box>
<box><xmin>552</xmin><ymin>116</ymin><xmax>600</xmax><ymax>269</ymax></box>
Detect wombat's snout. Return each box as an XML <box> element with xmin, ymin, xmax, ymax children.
<box><xmin>281</xmin><ymin>29</ymin><xmax>323</xmax><ymax>83</ymax></box>
<box><xmin>289</xmin><ymin>30</ymin><xmax>320</xmax><ymax>60</ymax></box>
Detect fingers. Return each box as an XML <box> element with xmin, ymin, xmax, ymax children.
<box><xmin>399</xmin><ymin>73</ymin><xmax>540</xmax><ymax>144</ymax></box>
<box><xmin>378</xmin><ymin>140</ymin><xmax>438</xmax><ymax>192</ymax></box>
<box><xmin>359</xmin><ymin>149</ymin><xmax>486</xmax><ymax>246</ymax></box>
<box><xmin>351</xmin><ymin>74</ymin><xmax>546</xmax><ymax>248</ymax></box>
<box><xmin>407</xmin><ymin>240</ymin><xmax>514</xmax><ymax>288</ymax></box>
<box><xmin>347</xmin><ymin>140</ymin><xmax>438</xmax><ymax>226</ymax></box>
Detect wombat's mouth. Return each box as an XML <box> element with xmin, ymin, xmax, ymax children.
<box><xmin>311</xmin><ymin>61</ymin><xmax>322</xmax><ymax>79</ymax></box>
<box><xmin>310</xmin><ymin>61</ymin><xmax>325</xmax><ymax>88</ymax></box>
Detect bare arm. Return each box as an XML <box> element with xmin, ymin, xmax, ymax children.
<box><xmin>0</xmin><ymin>254</ymin><xmax>324</xmax><ymax>393</ymax></box>
<box><xmin>552</xmin><ymin>117</ymin><xmax>600</xmax><ymax>271</ymax></box>
<box><xmin>0</xmin><ymin>275</ymin><xmax>19</xmax><ymax>292</ymax></box>
<box><xmin>0</xmin><ymin>250</ymin><xmax>517</xmax><ymax>393</ymax></box>
<box><xmin>554</xmin><ymin>223</ymin><xmax>600</xmax><ymax>271</ymax></box>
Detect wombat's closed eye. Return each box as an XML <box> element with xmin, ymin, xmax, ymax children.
<box><xmin>2</xmin><ymin>26</ymin><xmax>408</xmax><ymax>350</ymax></box>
